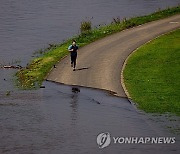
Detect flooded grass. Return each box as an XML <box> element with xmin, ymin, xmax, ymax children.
<box><xmin>5</xmin><ymin>91</ymin><xmax>11</xmax><ymax>96</ymax></box>
<box><xmin>16</xmin><ymin>6</ymin><xmax>180</xmax><ymax>89</ymax></box>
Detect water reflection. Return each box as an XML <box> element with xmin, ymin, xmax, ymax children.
<box><xmin>70</xmin><ymin>87</ymin><xmax>80</xmax><ymax>122</ymax></box>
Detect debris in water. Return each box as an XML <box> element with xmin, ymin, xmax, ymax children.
<box><xmin>1</xmin><ymin>65</ymin><xmax>23</xmax><ymax>69</ymax></box>
<box><xmin>40</xmin><ymin>85</ymin><xmax>45</xmax><ymax>88</ymax></box>
<box><xmin>72</xmin><ymin>87</ymin><xmax>80</xmax><ymax>93</ymax></box>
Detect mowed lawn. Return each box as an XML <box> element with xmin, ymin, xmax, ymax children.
<box><xmin>123</xmin><ymin>29</ymin><xmax>180</xmax><ymax>116</ymax></box>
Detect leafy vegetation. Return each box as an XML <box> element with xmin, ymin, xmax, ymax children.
<box><xmin>80</xmin><ymin>20</ymin><xmax>92</xmax><ymax>33</ymax></box>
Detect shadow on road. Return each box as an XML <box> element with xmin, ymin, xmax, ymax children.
<box><xmin>75</xmin><ymin>67</ymin><xmax>90</xmax><ymax>71</ymax></box>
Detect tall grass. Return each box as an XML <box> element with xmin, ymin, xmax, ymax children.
<box><xmin>80</xmin><ymin>20</ymin><xmax>92</xmax><ymax>33</ymax></box>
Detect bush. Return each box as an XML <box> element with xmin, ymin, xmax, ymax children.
<box><xmin>80</xmin><ymin>20</ymin><xmax>92</xmax><ymax>33</ymax></box>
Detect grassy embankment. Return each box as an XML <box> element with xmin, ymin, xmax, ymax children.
<box><xmin>16</xmin><ymin>6</ymin><xmax>180</xmax><ymax>89</ymax></box>
<box><xmin>123</xmin><ymin>29</ymin><xmax>180</xmax><ymax>116</ymax></box>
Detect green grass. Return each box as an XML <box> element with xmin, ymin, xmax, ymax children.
<box><xmin>16</xmin><ymin>6</ymin><xmax>180</xmax><ymax>89</ymax></box>
<box><xmin>123</xmin><ymin>29</ymin><xmax>180</xmax><ymax>116</ymax></box>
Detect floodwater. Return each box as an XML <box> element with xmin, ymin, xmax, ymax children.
<box><xmin>0</xmin><ymin>0</ymin><xmax>179</xmax><ymax>65</ymax></box>
<box><xmin>0</xmin><ymin>81</ymin><xmax>179</xmax><ymax>154</ymax></box>
<box><xmin>0</xmin><ymin>0</ymin><xmax>180</xmax><ymax>153</ymax></box>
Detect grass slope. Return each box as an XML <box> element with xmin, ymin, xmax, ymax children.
<box><xmin>123</xmin><ymin>29</ymin><xmax>180</xmax><ymax>115</ymax></box>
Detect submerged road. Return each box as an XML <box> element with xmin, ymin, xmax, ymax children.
<box><xmin>47</xmin><ymin>15</ymin><xmax>180</xmax><ymax>97</ymax></box>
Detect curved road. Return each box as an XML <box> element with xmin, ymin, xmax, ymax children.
<box><xmin>47</xmin><ymin>15</ymin><xmax>180</xmax><ymax>97</ymax></box>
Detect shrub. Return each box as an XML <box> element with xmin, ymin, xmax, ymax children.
<box><xmin>80</xmin><ymin>20</ymin><xmax>92</xmax><ymax>33</ymax></box>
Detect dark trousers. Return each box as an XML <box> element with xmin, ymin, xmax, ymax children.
<box><xmin>71</xmin><ymin>54</ymin><xmax>77</xmax><ymax>68</ymax></box>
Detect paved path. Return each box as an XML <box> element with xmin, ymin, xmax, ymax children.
<box><xmin>47</xmin><ymin>15</ymin><xmax>180</xmax><ymax>97</ymax></box>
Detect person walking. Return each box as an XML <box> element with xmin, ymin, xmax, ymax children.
<box><xmin>68</xmin><ymin>40</ymin><xmax>79</xmax><ymax>71</ymax></box>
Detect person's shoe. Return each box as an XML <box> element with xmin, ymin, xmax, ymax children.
<box><xmin>71</xmin><ymin>64</ymin><xmax>73</xmax><ymax>67</ymax></box>
<box><xmin>73</xmin><ymin>68</ymin><xmax>76</xmax><ymax>71</ymax></box>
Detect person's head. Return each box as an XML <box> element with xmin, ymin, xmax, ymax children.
<box><xmin>72</xmin><ymin>40</ymin><xmax>76</xmax><ymax>46</ymax></box>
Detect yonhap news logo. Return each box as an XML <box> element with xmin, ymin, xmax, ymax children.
<box><xmin>97</xmin><ymin>132</ymin><xmax>176</xmax><ymax>149</ymax></box>
<box><xmin>97</xmin><ymin>132</ymin><xmax>111</xmax><ymax>149</ymax></box>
